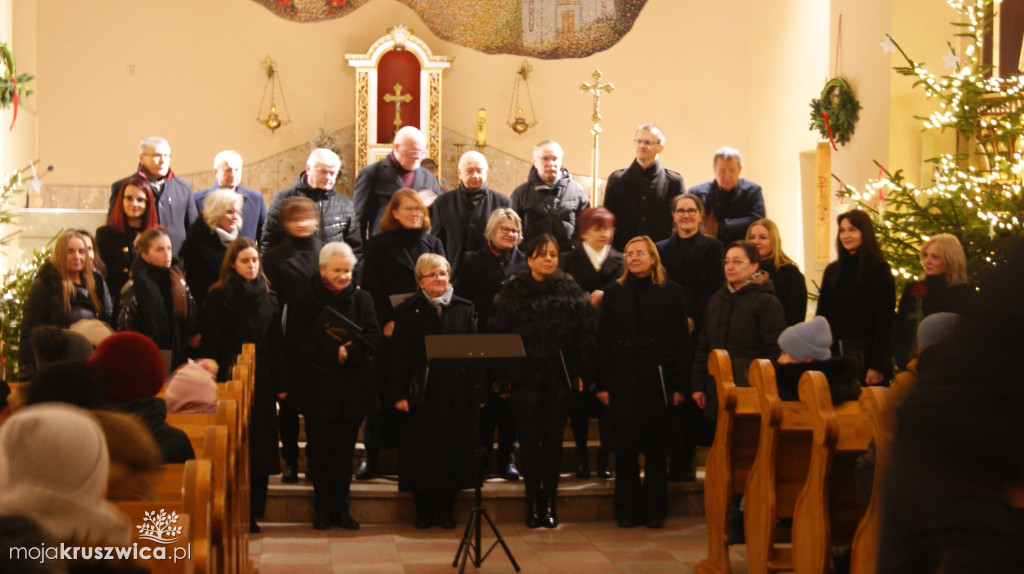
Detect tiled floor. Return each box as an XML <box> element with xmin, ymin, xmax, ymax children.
<box><xmin>250</xmin><ymin>516</ymin><xmax>750</xmax><ymax>573</ymax></box>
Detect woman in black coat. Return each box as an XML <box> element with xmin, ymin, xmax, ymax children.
<box><xmin>690</xmin><ymin>241</ymin><xmax>787</xmax><ymax>417</ymax></box>
<box><xmin>96</xmin><ymin>175</ymin><xmax>160</xmax><ymax>317</ymax></box>
<box><xmin>359</xmin><ymin>188</ymin><xmax>445</xmax><ymax>478</ymax></box>
<box><xmin>596</xmin><ymin>235</ymin><xmax>689</xmax><ymax>528</ymax></box>
<box><xmin>118</xmin><ymin>229</ymin><xmax>199</xmax><ymax>371</ymax></box>
<box><xmin>390</xmin><ymin>253</ymin><xmax>479</xmax><ymax>529</ymax></box>
<box><xmin>19</xmin><ymin>229</ymin><xmax>113</xmax><ymax>380</ymax></box>
<box><xmin>199</xmin><ymin>237</ymin><xmax>287</xmax><ymax>533</ymax></box>
<box><xmin>559</xmin><ymin>206</ymin><xmax>622</xmax><ymax>480</ymax></box>
<box><xmin>285</xmin><ymin>241</ymin><xmax>382</xmax><ymax>531</ymax></box>
<box><xmin>746</xmin><ymin>218</ymin><xmax>807</xmax><ymax>326</ymax></box>
<box><xmin>453</xmin><ymin>207</ymin><xmax>526</xmax><ymax>481</ymax></box>
<box><xmin>815</xmin><ymin>209</ymin><xmax>896</xmax><ymax>385</ymax></box>
<box><xmin>180</xmin><ymin>189</ymin><xmax>244</xmax><ymax>311</ymax></box>
<box><xmin>490</xmin><ymin>233</ymin><xmax>596</xmax><ymax>529</ymax></box>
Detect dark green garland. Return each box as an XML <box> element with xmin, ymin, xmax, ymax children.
<box><xmin>809</xmin><ymin>77</ymin><xmax>861</xmax><ymax>147</ymax></box>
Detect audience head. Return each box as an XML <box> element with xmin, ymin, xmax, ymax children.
<box><xmin>457</xmin><ymin>151</ymin><xmax>488</xmax><ymax>191</ymax></box>
<box><xmin>415</xmin><ymin>253</ymin><xmax>452</xmax><ymax>299</ymax></box>
<box><xmin>319</xmin><ymin>242</ymin><xmax>356</xmax><ymax>292</ymax></box>
<box><xmin>576</xmin><ymin>206</ymin><xmax>616</xmax><ymax>250</ymax></box>
<box><xmin>835</xmin><ymin>209</ymin><xmax>884</xmax><ymax>261</ymax></box>
<box><xmin>51</xmin><ymin>229</ymin><xmax>101</xmax><ymax>312</ymax></box>
<box><xmin>917</xmin><ymin>312</ymin><xmax>959</xmax><ymax>350</ymax></box>
<box><xmin>532</xmin><ymin>140</ymin><xmax>564</xmax><ymax>183</ymax></box>
<box><xmin>484</xmin><ymin>208</ymin><xmax>523</xmax><ymax>250</ymax></box>
<box><xmin>747</xmin><ymin>218</ymin><xmax>795</xmax><ymax>269</ymax></box>
<box><xmin>280</xmin><ymin>196</ymin><xmax>320</xmax><ymax>239</ymax></box>
<box><xmin>213</xmin><ymin>150</ymin><xmax>243</xmax><ymax>189</ymax></box>
<box><xmin>88</xmin><ymin>332</ymin><xmax>166</xmax><ymax>404</ymax></box>
<box><xmin>26</xmin><ymin>360</ymin><xmax>99</xmax><ymax>409</ymax></box>
<box><xmin>525</xmin><ymin>233</ymin><xmax>560</xmax><ymax>281</ymax></box>
<box><xmin>634</xmin><ymin>123</ymin><xmax>665</xmax><ymax>167</ymax></box>
<box><xmin>379</xmin><ymin>188</ymin><xmax>430</xmax><ymax>232</ymax></box>
<box><xmin>30</xmin><ymin>325</ymin><xmax>94</xmax><ymax>369</ymax></box>
<box><xmin>920</xmin><ymin>233</ymin><xmax>967</xmax><ymax>286</ymax></box>
<box><xmin>778</xmin><ymin>316</ymin><xmax>833</xmax><ymax>363</ymax></box>
<box><xmin>74</xmin><ymin>228</ymin><xmax>106</xmax><ymax>277</ymax></box>
<box><xmin>202</xmin><ymin>188</ymin><xmax>244</xmax><ymax>233</ymax></box>
<box><xmin>165</xmin><ymin>360</ymin><xmax>219</xmax><ymax>414</ymax></box>
<box><xmin>620</xmin><ymin>236</ymin><xmax>666</xmax><ymax>286</ymax></box>
<box><xmin>109</xmin><ymin>175</ymin><xmax>158</xmax><ymax>234</ymax></box>
<box><xmin>671</xmin><ymin>193</ymin><xmax>704</xmax><ymax>238</ymax></box>
<box><xmin>305</xmin><ymin>148</ymin><xmax>342</xmax><ymax>191</ymax></box>
<box><xmin>68</xmin><ymin>318</ymin><xmax>114</xmax><ymax>348</ymax></box>
<box><xmin>392</xmin><ymin>126</ymin><xmax>428</xmax><ymax>171</ymax></box>
<box><xmin>713</xmin><ymin>147</ymin><xmax>743</xmax><ymax>191</ymax></box>
<box><xmin>723</xmin><ymin>240</ymin><xmax>761</xmax><ymax>290</ymax></box>
<box><xmin>138</xmin><ymin>136</ymin><xmax>171</xmax><ymax>180</ymax></box>
<box><xmin>135</xmin><ymin>228</ymin><xmax>173</xmax><ymax>268</ymax></box>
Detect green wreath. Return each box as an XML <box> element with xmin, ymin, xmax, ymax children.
<box><xmin>0</xmin><ymin>43</ymin><xmax>33</xmax><ymax>110</ymax></box>
<box><xmin>809</xmin><ymin>77</ymin><xmax>861</xmax><ymax>147</ymax></box>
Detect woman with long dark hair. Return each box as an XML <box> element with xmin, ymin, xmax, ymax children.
<box><xmin>815</xmin><ymin>209</ymin><xmax>896</xmax><ymax>385</ymax></box>
<box><xmin>19</xmin><ymin>230</ymin><xmax>113</xmax><ymax>380</ymax></box>
<box><xmin>200</xmin><ymin>237</ymin><xmax>287</xmax><ymax>533</ymax></box>
<box><xmin>96</xmin><ymin>175</ymin><xmax>159</xmax><ymax>315</ymax></box>
<box><xmin>490</xmin><ymin>233</ymin><xmax>596</xmax><ymax>528</ymax></box>
<box><xmin>746</xmin><ymin>218</ymin><xmax>807</xmax><ymax>326</ymax></box>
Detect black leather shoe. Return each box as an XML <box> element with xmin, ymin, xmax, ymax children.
<box><xmin>354</xmin><ymin>450</ymin><xmax>379</xmax><ymax>481</ymax></box>
<box><xmin>575</xmin><ymin>456</ymin><xmax>591</xmax><ymax>479</ymax></box>
<box><xmin>281</xmin><ymin>463</ymin><xmax>299</xmax><ymax>484</ymax></box>
<box><xmin>313</xmin><ymin>511</ymin><xmax>330</xmax><ymax>530</ymax></box>
<box><xmin>542</xmin><ymin>498</ymin><xmax>558</xmax><ymax>528</ymax></box>
<box><xmin>617</xmin><ymin>517</ymin><xmax>637</xmax><ymax>528</ymax></box>
<box><xmin>596</xmin><ymin>449</ymin><xmax>612</xmax><ymax>479</ymax></box>
<box><xmin>438</xmin><ymin>512</ymin><xmax>456</xmax><ymax>530</ymax></box>
<box><xmin>249</xmin><ymin>518</ymin><xmax>261</xmax><ymax>534</ymax></box>
<box><xmin>525</xmin><ymin>497</ymin><xmax>542</xmax><ymax>528</ymax></box>
<box><xmin>646</xmin><ymin>518</ymin><xmax>664</xmax><ymax>529</ymax></box>
<box><xmin>499</xmin><ymin>453</ymin><xmax>520</xmax><ymax>481</ymax></box>
<box><xmin>331</xmin><ymin>510</ymin><xmax>360</xmax><ymax>530</ymax></box>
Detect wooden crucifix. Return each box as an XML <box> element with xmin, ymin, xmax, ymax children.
<box><xmin>580</xmin><ymin>69</ymin><xmax>614</xmax><ymax>205</ymax></box>
<box><xmin>383</xmin><ymin>83</ymin><xmax>413</xmax><ymax>135</ymax></box>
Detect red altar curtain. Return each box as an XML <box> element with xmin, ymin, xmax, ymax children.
<box><xmin>376</xmin><ymin>50</ymin><xmax>421</xmax><ymax>143</ymax></box>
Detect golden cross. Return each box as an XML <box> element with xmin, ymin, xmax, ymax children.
<box><xmin>579</xmin><ymin>69</ymin><xmax>614</xmax><ymax>127</ymax></box>
<box><xmin>383</xmin><ymin>83</ymin><xmax>413</xmax><ymax>133</ymax></box>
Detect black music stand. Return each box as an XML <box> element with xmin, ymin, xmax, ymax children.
<box><xmin>424</xmin><ymin>334</ymin><xmax>525</xmax><ymax>573</ymax></box>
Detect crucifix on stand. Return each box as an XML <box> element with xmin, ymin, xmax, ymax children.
<box><xmin>384</xmin><ymin>83</ymin><xmax>413</xmax><ymax>136</ymax></box>
<box><xmin>580</xmin><ymin>69</ymin><xmax>614</xmax><ymax>206</ymax></box>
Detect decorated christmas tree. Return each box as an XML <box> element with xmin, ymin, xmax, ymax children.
<box><xmin>837</xmin><ymin>0</ymin><xmax>1024</xmax><ymax>289</ymax></box>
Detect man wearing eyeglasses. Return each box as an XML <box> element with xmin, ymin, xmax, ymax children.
<box><xmin>688</xmin><ymin>147</ymin><xmax>765</xmax><ymax>245</ymax></box>
<box><xmin>194</xmin><ymin>150</ymin><xmax>268</xmax><ymax>244</ymax></box>
<box><xmin>603</xmin><ymin>124</ymin><xmax>685</xmax><ymax>252</ymax></box>
<box><xmin>109</xmin><ymin>136</ymin><xmax>198</xmax><ymax>255</ymax></box>
<box><xmin>511</xmin><ymin>140</ymin><xmax>590</xmax><ymax>252</ymax></box>
<box><xmin>353</xmin><ymin>126</ymin><xmax>442</xmax><ymax>239</ymax></box>
<box><xmin>429</xmin><ymin>150</ymin><xmax>511</xmax><ymax>278</ymax></box>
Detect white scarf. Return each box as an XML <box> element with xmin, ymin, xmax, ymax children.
<box><xmin>582</xmin><ymin>242</ymin><xmax>610</xmax><ymax>272</ymax></box>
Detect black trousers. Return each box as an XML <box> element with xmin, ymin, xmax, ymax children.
<box><xmin>479</xmin><ymin>393</ymin><xmax>516</xmax><ymax>464</ymax></box>
<box><xmin>512</xmin><ymin>377</ymin><xmax>566</xmax><ymax>500</ymax></box>
<box><xmin>251</xmin><ymin>474</ymin><xmax>269</xmax><ymax>519</ymax></box>
<box><xmin>614</xmin><ymin>452</ymin><xmax>668</xmax><ymax>522</ymax></box>
<box><xmin>304</xmin><ymin>415</ymin><xmax>362</xmax><ymax>515</ymax></box>
<box><xmin>278</xmin><ymin>395</ymin><xmax>300</xmax><ymax>464</ymax></box>
<box><xmin>414</xmin><ymin>489</ymin><xmax>457</xmax><ymax>520</ymax></box>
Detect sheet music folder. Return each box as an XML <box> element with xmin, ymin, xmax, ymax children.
<box><xmin>424</xmin><ymin>334</ymin><xmax>527</xmax><ymax>368</ymax></box>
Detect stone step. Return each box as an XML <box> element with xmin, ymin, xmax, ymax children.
<box><xmin>290</xmin><ymin>415</ymin><xmax>603</xmax><ymax>445</ymax></box>
<box><xmin>264</xmin><ymin>469</ymin><xmax>706</xmax><ymax>525</ymax></box>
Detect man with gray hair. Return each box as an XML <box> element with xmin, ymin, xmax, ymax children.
<box><xmin>688</xmin><ymin>147</ymin><xmax>765</xmax><ymax>244</ymax></box>
<box><xmin>109</xmin><ymin>136</ymin><xmax>197</xmax><ymax>255</ymax></box>
<box><xmin>510</xmin><ymin>140</ymin><xmax>590</xmax><ymax>251</ymax></box>
<box><xmin>261</xmin><ymin>148</ymin><xmax>361</xmax><ymax>263</ymax></box>
<box><xmin>429</xmin><ymin>150</ymin><xmax>511</xmax><ymax>277</ymax></box>
<box><xmin>353</xmin><ymin>126</ymin><xmax>442</xmax><ymax>239</ymax></box>
<box><xmin>194</xmin><ymin>150</ymin><xmax>267</xmax><ymax>243</ymax></box>
<box><xmin>603</xmin><ymin>124</ymin><xmax>686</xmax><ymax>251</ymax></box>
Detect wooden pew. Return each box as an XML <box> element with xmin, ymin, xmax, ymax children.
<box><xmin>696</xmin><ymin>350</ymin><xmax>762</xmax><ymax>574</ymax></box>
<box><xmin>849</xmin><ymin>386</ymin><xmax>895</xmax><ymax>574</ymax></box>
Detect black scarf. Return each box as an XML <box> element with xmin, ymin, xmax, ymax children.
<box><xmin>129</xmin><ymin>258</ymin><xmax>180</xmax><ymax>350</ymax></box>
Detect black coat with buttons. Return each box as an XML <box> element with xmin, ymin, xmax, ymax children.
<box><xmin>604</xmin><ymin>159</ymin><xmax>686</xmax><ymax>252</ymax></box>
<box><xmin>96</xmin><ymin>224</ymin><xmax>140</xmax><ymax>315</ymax></box>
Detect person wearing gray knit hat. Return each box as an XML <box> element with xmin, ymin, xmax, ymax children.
<box><xmin>916</xmin><ymin>312</ymin><xmax>958</xmax><ymax>350</ymax></box>
<box><xmin>778</xmin><ymin>315</ymin><xmax>834</xmax><ymax>363</ymax></box>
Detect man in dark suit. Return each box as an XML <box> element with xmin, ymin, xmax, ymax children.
<box><xmin>109</xmin><ymin>136</ymin><xmax>197</xmax><ymax>255</ymax></box>
<box><xmin>430</xmin><ymin>150</ymin><xmax>511</xmax><ymax>278</ymax></box>
<box><xmin>194</xmin><ymin>150</ymin><xmax>267</xmax><ymax>244</ymax></box>
<box><xmin>603</xmin><ymin>124</ymin><xmax>685</xmax><ymax>251</ymax></box>
<box><xmin>353</xmin><ymin>126</ymin><xmax>442</xmax><ymax>239</ymax></box>
<box><xmin>688</xmin><ymin>147</ymin><xmax>765</xmax><ymax>245</ymax></box>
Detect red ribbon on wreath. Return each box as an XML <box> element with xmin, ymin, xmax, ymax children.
<box><xmin>8</xmin><ymin>76</ymin><xmax>18</xmax><ymax>131</ymax></box>
<box><xmin>821</xmin><ymin>111</ymin><xmax>838</xmax><ymax>151</ymax></box>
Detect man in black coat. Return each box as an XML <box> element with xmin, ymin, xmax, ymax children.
<box><xmin>510</xmin><ymin>140</ymin><xmax>590</xmax><ymax>252</ymax></box>
<box><xmin>604</xmin><ymin>124</ymin><xmax>685</xmax><ymax>251</ymax></box>
<box><xmin>688</xmin><ymin>147</ymin><xmax>765</xmax><ymax>245</ymax></box>
<box><xmin>261</xmin><ymin>149</ymin><xmax>363</xmax><ymax>267</ymax></box>
<box><xmin>194</xmin><ymin>150</ymin><xmax>267</xmax><ymax>244</ymax></box>
<box><xmin>353</xmin><ymin>126</ymin><xmax>442</xmax><ymax>239</ymax></box>
<box><xmin>109</xmin><ymin>136</ymin><xmax>197</xmax><ymax>256</ymax></box>
<box><xmin>430</xmin><ymin>150</ymin><xmax>511</xmax><ymax>278</ymax></box>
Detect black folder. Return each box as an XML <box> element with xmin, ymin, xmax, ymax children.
<box><xmin>313</xmin><ymin>306</ymin><xmax>363</xmax><ymax>345</ymax></box>
<box><xmin>424</xmin><ymin>334</ymin><xmax>526</xmax><ymax>368</ymax></box>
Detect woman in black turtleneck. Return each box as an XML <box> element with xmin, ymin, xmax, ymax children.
<box><xmin>359</xmin><ymin>188</ymin><xmax>445</xmax><ymax>477</ymax></box>
<box><xmin>200</xmin><ymin>237</ymin><xmax>288</xmax><ymax>534</ymax></box>
<box><xmin>816</xmin><ymin>209</ymin><xmax>896</xmax><ymax>385</ymax></box>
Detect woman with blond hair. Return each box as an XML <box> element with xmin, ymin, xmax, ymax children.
<box><xmin>595</xmin><ymin>235</ymin><xmax>689</xmax><ymax>528</ymax></box>
<box><xmin>180</xmin><ymin>188</ymin><xmax>245</xmax><ymax>310</ymax></box>
<box><xmin>892</xmin><ymin>233</ymin><xmax>974</xmax><ymax>365</ymax></box>
<box><xmin>746</xmin><ymin>218</ymin><xmax>807</xmax><ymax>326</ymax></box>
<box><xmin>19</xmin><ymin>229</ymin><xmax>113</xmax><ymax>380</ymax></box>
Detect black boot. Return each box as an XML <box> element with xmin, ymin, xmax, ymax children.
<box><xmin>542</xmin><ymin>496</ymin><xmax>558</xmax><ymax>528</ymax></box>
<box><xmin>499</xmin><ymin>451</ymin><xmax>520</xmax><ymax>481</ymax></box>
<box><xmin>575</xmin><ymin>448</ymin><xmax>590</xmax><ymax>479</ymax></box>
<box><xmin>333</xmin><ymin>496</ymin><xmax>360</xmax><ymax>530</ymax></box>
<box><xmin>355</xmin><ymin>448</ymin><xmax>379</xmax><ymax>480</ymax></box>
<box><xmin>525</xmin><ymin>495</ymin><xmax>542</xmax><ymax>528</ymax></box>
<box><xmin>596</xmin><ymin>448</ymin><xmax>612</xmax><ymax>479</ymax></box>
<box><xmin>281</xmin><ymin>460</ymin><xmax>299</xmax><ymax>484</ymax></box>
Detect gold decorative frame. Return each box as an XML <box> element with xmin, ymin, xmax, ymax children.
<box><xmin>345</xmin><ymin>25</ymin><xmax>453</xmax><ymax>172</ymax></box>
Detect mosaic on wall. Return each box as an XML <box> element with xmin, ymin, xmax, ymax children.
<box><xmin>252</xmin><ymin>0</ymin><xmax>648</xmax><ymax>59</ymax></box>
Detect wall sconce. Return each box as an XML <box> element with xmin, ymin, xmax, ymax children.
<box><xmin>506</xmin><ymin>60</ymin><xmax>537</xmax><ymax>135</ymax></box>
<box><xmin>257</xmin><ymin>56</ymin><xmax>291</xmax><ymax>133</ymax></box>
